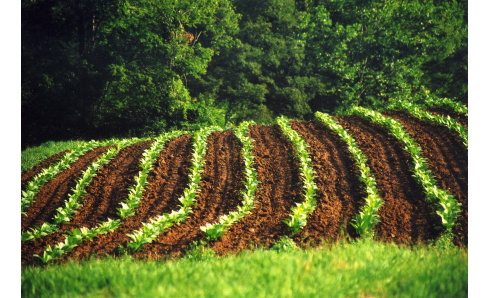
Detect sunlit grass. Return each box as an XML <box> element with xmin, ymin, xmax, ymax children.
<box><xmin>21</xmin><ymin>240</ymin><xmax>467</xmax><ymax>297</ymax></box>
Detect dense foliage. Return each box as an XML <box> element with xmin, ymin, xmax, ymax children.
<box><xmin>22</xmin><ymin>0</ymin><xmax>467</xmax><ymax>148</ymax></box>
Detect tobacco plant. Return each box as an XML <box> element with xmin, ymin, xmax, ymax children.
<box><xmin>387</xmin><ymin>100</ymin><xmax>467</xmax><ymax>149</ymax></box>
<box><xmin>276</xmin><ymin>116</ymin><xmax>318</xmax><ymax>234</ymax></box>
<box><xmin>423</xmin><ymin>97</ymin><xmax>468</xmax><ymax>116</ymax></box>
<box><xmin>125</xmin><ymin>126</ymin><xmax>222</xmax><ymax>252</ymax></box>
<box><xmin>315</xmin><ymin>112</ymin><xmax>383</xmax><ymax>239</ymax></box>
<box><xmin>34</xmin><ymin>132</ymin><xmax>184</xmax><ymax>263</ymax></box>
<box><xmin>201</xmin><ymin>121</ymin><xmax>260</xmax><ymax>240</ymax></box>
<box><xmin>22</xmin><ymin>138</ymin><xmax>142</xmax><ymax>242</ymax></box>
<box><xmin>351</xmin><ymin>106</ymin><xmax>461</xmax><ymax>234</ymax></box>
<box><xmin>21</xmin><ymin>140</ymin><xmax>104</xmax><ymax>215</ymax></box>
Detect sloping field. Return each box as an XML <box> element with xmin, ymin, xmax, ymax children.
<box><xmin>21</xmin><ymin>107</ymin><xmax>468</xmax><ymax>265</ymax></box>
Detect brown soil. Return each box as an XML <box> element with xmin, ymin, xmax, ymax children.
<box><xmin>55</xmin><ymin>134</ymin><xmax>195</xmax><ymax>262</ymax></box>
<box><xmin>133</xmin><ymin>130</ymin><xmax>245</xmax><ymax>259</ymax></box>
<box><xmin>21</xmin><ymin>141</ymin><xmax>152</xmax><ymax>265</ymax></box>
<box><xmin>21</xmin><ymin>150</ymin><xmax>70</xmax><ymax>192</ymax></box>
<box><xmin>337</xmin><ymin>116</ymin><xmax>441</xmax><ymax>244</ymax></box>
<box><xmin>20</xmin><ymin>117</ymin><xmax>468</xmax><ymax>265</ymax></box>
<box><xmin>209</xmin><ymin>125</ymin><xmax>302</xmax><ymax>254</ymax></box>
<box><xmin>21</xmin><ymin>146</ymin><xmax>114</xmax><ymax>232</ymax></box>
<box><xmin>425</xmin><ymin>107</ymin><xmax>468</xmax><ymax>128</ymax></box>
<box><xmin>289</xmin><ymin>120</ymin><xmax>364</xmax><ymax>245</ymax></box>
<box><xmin>383</xmin><ymin>111</ymin><xmax>468</xmax><ymax>246</ymax></box>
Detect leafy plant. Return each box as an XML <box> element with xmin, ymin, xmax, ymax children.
<box><xmin>276</xmin><ymin>116</ymin><xmax>318</xmax><ymax>234</ymax></box>
<box><xmin>21</xmin><ymin>140</ymin><xmax>105</xmax><ymax>215</ymax></box>
<box><xmin>387</xmin><ymin>100</ymin><xmax>467</xmax><ymax>148</ymax></box>
<box><xmin>22</xmin><ymin>138</ymin><xmax>142</xmax><ymax>242</ymax></box>
<box><xmin>271</xmin><ymin>236</ymin><xmax>298</xmax><ymax>252</ymax></box>
<box><xmin>315</xmin><ymin>112</ymin><xmax>383</xmax><ymax>239</ymax></box>
<box><xmin>201</xmin><ymin>121</ymin><xmax>259</xmax><ymax>240</ymax></box>
<box><xmin>350</xmin><ymin>106</ymin><xmax>461</xmax><ymax>238</ymax></box>
<box><xmin>125</xmin><ymin>126</ymin><xmax>222</xmax><ymax>252</ymax></box>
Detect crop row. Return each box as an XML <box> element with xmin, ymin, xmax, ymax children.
<box><xmin>23</xmin><ymin>105</ymin><xmax>466</xmax><ymax>263</ymax></box>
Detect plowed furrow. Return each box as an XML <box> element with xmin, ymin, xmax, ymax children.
<box><xmin>289</xmin><ymin>120</ymin><xmax>364</xmax><ymax>244</ymax></box>
<box><xmin>425</xmin><ymin>107</ymin><xmax>468</xmax><ymax>128</ymax></box>
<box><xmin>57</xmin><ymin>135</ymin><xmax>194</xmax><ymax>261</ymax></box>
<box><xmin>21</xmin><ymin>150</ymin><xmax>70</xmax><ymax>191</ymax></box>
<box><xmin>21</xmin><ymin>141</ymin><xmax>152</xmax><ymax>265</ymax></box>
<box><xmin>135</xmin><ymin>130</ymin><xmax>245</xmax><ymax>259</ymax></box>
<box><xmin>338</xmin><ymin>116</ymin><xmax>441</xmax><ymax>244</ymax></box>
<box><xmin>384</xmin><ymin>111</ymin><xmax>468</xmax><ymax>246</ymax></box>
<box><xmin>210</xmin><ymin>125</ymin><xmax>302</xmax><ymax>254</ymax></box>
<box><xmin>21</xmin><ymin>146</ymin><xmax>113</xmax><ymax>232</ymax></box>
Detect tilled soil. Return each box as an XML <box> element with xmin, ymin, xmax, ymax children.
<box><xmin>21</xmin><ymin>141</ymin><xmax>152</xmax><ymax>265</ymax></box>
<box><xmin>21</xmin><ymin>146</ymin><xmax>114</xmax><ymax>232</ymax></box>
<box><xmin>58</xmin><ymin>134</ymin><xmax>195</xmax><ymax>262</ymax></box>
<box><xmin>21</xmin><ymin>150</ymin><xmax>70</xmax><ymax>191</ymax></box>
<box><xmin>337</xmin><ymin>116</ymin><xmax>441</xmax><ymax>244</ymax></box>
<box><xmin>210</xmin><ymin>125</ymin><xmax>302</xmax><ymax>254</ymax></box>
<box><xmin>425</xmin><ymin>107</ymin><xmax>468</xmax><ymax>128</ymax></box>
<box><xmin>21</xmin><ymin>117</ymin><xmax>468</xmax><ymax>265</ymax></box>
<box><xmin>384</xmin><ymin>111</ymin><xmax>468</xmax><ymax>246</ymax></box>
<box><xmin>289</xmin><ymin>120</ymin><xmax>364</xmax><ymax>245</ymax></box>
<box><xmin>134</xmin><ymin>130</ymin><xmax>245</xmax><ymax>259</ymax></box>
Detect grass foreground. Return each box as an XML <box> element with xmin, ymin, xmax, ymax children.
<box><xmin>21</xmin><ymin>240</ymin><xmax>467</xmax><ymax>297</ymax></box>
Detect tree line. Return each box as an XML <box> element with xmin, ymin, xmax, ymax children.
<box><xmin>22</xmin><ymin>0</ymin><xmax>467</xmax><ymax>148</ymax></box>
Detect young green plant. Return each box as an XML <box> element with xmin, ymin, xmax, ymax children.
<box><xmin>34</xmin><ymin>132</ymin><xmax>185</xmax><ymax>263</ymax></box>
<box><xmin>387</xmin><ymin>100</ymin><xmax>467</xmax><ymax>149</ymax></box>
<box><xmin>315</xmin><ymin>111</ymin><xmax>383</xmax><ymax>239</ymax></box>
<box><xmin>276</xmin><ymin>116</ymin><xmax>318</xmax><ymax>234</ymax></box>
<box><xmin>125</xmin><ymin>126</ymin><xmax>222</xmax><ymax>252</ymax></box>
<box><xmin>350</xmin><ymin>106</ymin><xmax>461</xmax><ymax>238</ymax></box>
<box><xmin>21</xmin><ymin>140</ymin><xmax>104</xmax><ymax>215</ymax></box>
<box><xmin>200</xmin><ymin>121</ymin><xmax>260</xmax><ymax>240</ymax></box>
<box><xmin>22</xmin><ymin>138</ymin><xmax>142</xmax><ymax>242</ymax></box>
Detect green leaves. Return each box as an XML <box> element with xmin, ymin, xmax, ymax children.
<box><xmin>276</xmin><ymin>116</ymin><xmax>317</xmax><ymax>234</ymax></box>
<box><xmin>22</xmin><ymin>139</ymin><xmax>141</xmax><ymax>242</ymax></box>
<box><xmin>125</xmin><ymin>126</ymin><xmax>222</xmax><ymax>252</ymax></box>
<box><xmin>350</xmin><ymin>106</ymin><xmax>462</xmax><ymax>238</ymax></box>
<box><xmin>315</xmin><ymin>112</ymin><xmax>383</xmax><ymax>239</ymax></box>
<box><xmin>201</xmin><ymin>121</ymin><xmax>259</xmax><ymax>240</ymax></box>
<box><xmin>21</xmin><ymin>140</ymin><xmax>102</xmax><ymax>214</ymax></box>
<box><xmin>388</xmin><ymin>99</ymin><xmax>467</xmax><ymax>149</ymax></box>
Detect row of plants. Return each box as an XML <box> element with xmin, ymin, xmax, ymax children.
<box><xmin>34</xmin><ymin>132</ymin><xmax>186</xmax><ymax>263</ymax></box>
<box><xmin>125</xmin><ymin>126</ymin><xmax>222</xmax><ymax>252</ymax></box>
<box><xmin>387</xmin><ymin>100</ymin><xmax>468</xmax><ymax>149</ymax></box>
<box><xmin>200</xmin><ymin>121</ymin><xmax>260</xmax><ymax>240</ymax></box>
<box><xmin>276</xmin><ymin>116</ymin><xmax>318</xmax><ymax>234</ymax></box>
<box><xmin>350</xmin><ymin>106</ymin><xmax>461</xmax><ymax>239</ymax></box>
<box><xmin>423</xmin><ymin>97</ymin><xmax>468</xmax><ymax>116</ymax></box>
<box><xmin>22</xmin><ymin>139</ymin><xmax>142</xmax><ymax>242</ymax></box>
<box><xmin>21</xmin><ymin>140</ymin><xmax>104</xmax><ymax>215</ymax></box>
<box><xmin>315</xmin><ymin>112</ymin><xmax>383</xmax><ymax>239</ymax></box>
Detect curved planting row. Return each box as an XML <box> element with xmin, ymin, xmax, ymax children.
<box><xmin>200</xmin><ymin>121</ymin><xmax>259</xmax><ymax>240</ymax></box>
<box><xmin>21</xmin><ymin>106</ymin><xmax>468</xmax><ymax>264</ymax></box>
<box><xmin>22</xmin><ymin>138</ymin><xmax>143</xmax><ymax>242</ymax></box>
<box><xmin>349</xmin><ymin>107</ymin><xmax>461</xmax><ymax>242</ymax></box>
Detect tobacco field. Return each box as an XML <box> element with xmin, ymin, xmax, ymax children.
<box><xmin>21</xmin><ymin>103</ymin><xmax>468</xmax><ymax>266</ymax></box>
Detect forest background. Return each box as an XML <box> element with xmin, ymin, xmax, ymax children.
<box><xmin>21</xmin><ymin>0</ymin><xmax>468</xmax><ymax>149</ymax></box>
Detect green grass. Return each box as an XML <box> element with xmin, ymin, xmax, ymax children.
<box><xmin>21</xmin><ymin>240</ymin><xmax>467</xmax><ymax>297</ymax></box>
<box><xmin>21</xmin><ymin>140</ymin><xmax>85</xmax><ymax>171</ymax></box>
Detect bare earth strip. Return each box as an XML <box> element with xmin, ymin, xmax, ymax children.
<box><xmin>289</xmin><ymin>120</ymin><xmax>364</xmax><ymax>245</ymax></box>
<box><xmin>338</xmin><ymin>116</ymin><xmax>441</xmax><ymax>244</ymax></box>
<box><xmin>384</xmin><ymin>111</ymin><xmax>468</xmax><ymax>246</ymax></box>
<box><xmin>21</xmin><ymin>141</ymin><xmax>152</xmax><ymax>265</ymax></box>
<box><xmin>134</xmin><ymin>130</ymin><xmax>245</xmax><ymax>259</ymax></box>
<box><xmin>210</xmin><ymin>125</ymin><xmax>302</xmax><ymax>254</ymax></box>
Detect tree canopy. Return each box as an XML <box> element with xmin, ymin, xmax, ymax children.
<box><xmin>22</xmin><ymin>0</ymin><xmax>467</xmax><ymax>148</ymax></box>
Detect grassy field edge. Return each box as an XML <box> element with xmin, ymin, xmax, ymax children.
<box><xmin>21</xmin><ymin>240</ymin><xmax>467</xmax><ymax>297</ymax></box>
